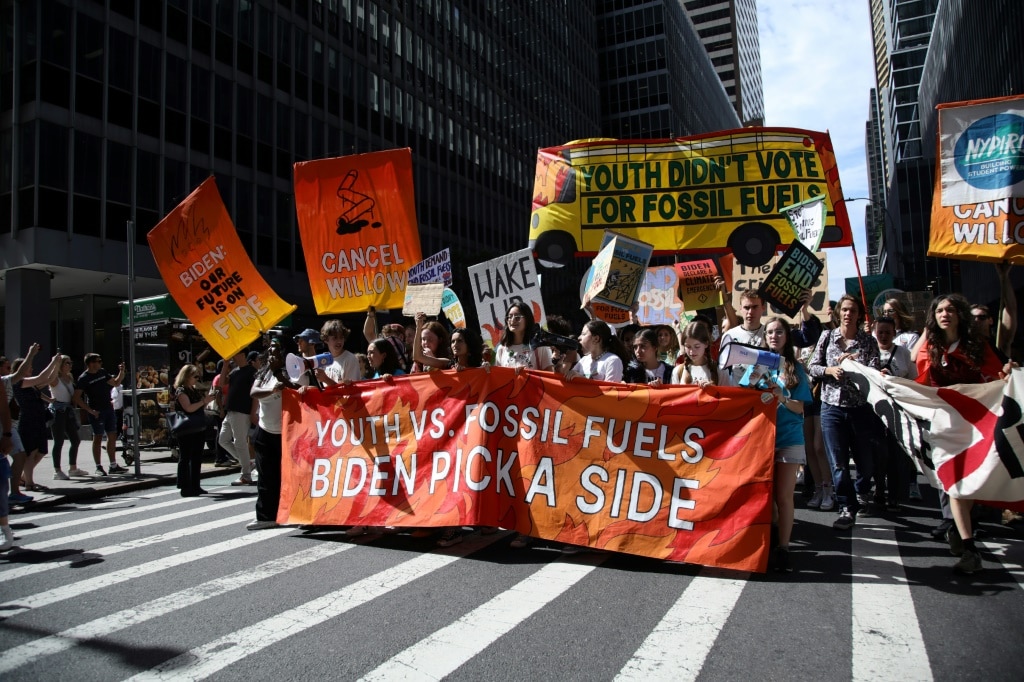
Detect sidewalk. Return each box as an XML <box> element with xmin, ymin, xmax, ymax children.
<box><xmin>10</xmin><ymin>443</ymin><xmax>243</xmax><ymax>510</ymax></box>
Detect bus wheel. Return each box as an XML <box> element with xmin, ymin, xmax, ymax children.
<box><xmin>729</xmin><ymin>223</ymin><xmax>779</xmax><ymax>267</ymax></box>
<box><xmin>532</xmin><ymin>229</ymin><xmax>577</xmax><ymax>268</ymax></box>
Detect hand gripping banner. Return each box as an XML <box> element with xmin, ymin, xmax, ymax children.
<box><xmin>147</xmin><ymin>177</ymin><xmax>297</xmax><ymax>359</ymax></box>
<box><xmin>280</xmin><ymin>368</ymin><xmax>778</xmax><ymax>572</ymax></box>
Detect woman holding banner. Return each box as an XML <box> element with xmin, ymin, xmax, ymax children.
<box><xmin>495</xmin><ymin>303</ymin><xmax>553</xmax><ymax>372</ymax></box>
<box><xmin>565</xmin><ymin>320</ymin><xmax>628</xmax><ymax>383</ymax></box>
<box><xmin>623</xmin><ymin>329</ymin><xmax>672</xmax><ymax>385</ymax></box>
<box><xmin>809</xmin><ymin>294</ymin><xmax>881</xmax><ymax>532</ymax></box>
<box><xmin>915</xmin><ymin>293</ymin><xmax>1015</xmax><ymax>574</ymax></box>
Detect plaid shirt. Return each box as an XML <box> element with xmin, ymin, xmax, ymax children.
<box><xmin>808</xmin><ymin>328</ymin><xmax>880</xmax><ymax>407</ymax></box>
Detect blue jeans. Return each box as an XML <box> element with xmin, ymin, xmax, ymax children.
<box><xmin>821</xmin><ymin>402</ymin><xmax>880</xmax><ymax>513</ymax></box>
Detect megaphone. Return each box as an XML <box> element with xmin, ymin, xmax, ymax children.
<box><xmin>530</xmin><ymin>329</ymin><xmax>582</xmax><ymax>353</ymax></box>
<box><xmin>285</xmin><ymin>352</ymin><xmax>333</xmax><ymax>381</ymax></box>
<box><xmin>718</xmin><ymin>342</ymin><xmax>781</xmax><ymax>371</ymax></box>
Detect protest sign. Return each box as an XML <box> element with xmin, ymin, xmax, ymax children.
<box><xmin>468</xmin><ymin>248</ymin><xmax>546</xmax><ymax>347</ymax></box>
<box><xmin>147</xmin><ymin>177</ymin><xmax>296</xmax><ymax>359</ymax></box>
<box><xmin>938</xmin><ymin>94</ymin><xmax>1024</xmax><ymax>207</ymax></box>
<box><xmin>674</xmin><ymin>259</ymin><xmax>723</xmax><ymax>311</ymax></box>
<box><xmin>408</xmin><ymin>248</ymin><xmax>453</xmax><ymax>286</ymax></box>
<box><xmin>402</xmin><ymin>283</ymin><xmax>444</xmax><ymax>316</ymax></box>
<box><xmin>758</xmin><ymin>242</ymin><xmax>824</xmax><ymax>317</ymax></box>
<box><xmin>636</xmin><ymin>266</ymin><xmax>683</xmax><ymax>326</ymax></box>
<box><xmin>722</xmin><ymin>252</ymin><xmax>830</xmax><ymax>323</ymax></box>
<box><xmin>294</xmin><ymin>149</ymin><xmax>422</xmax><ymax>313</ymax></box>
<box><xmin>782</xmin><ymin>195</ymin><xmax>827</xmax><ymax>252</ymax></box>
<box><xmin>280</xmin><ymin>367</ymin><xmax>777</xmax><ymax>572</ymax></box>
<box><xmin>580</xmin><ymin>231</ymin><xmax>653</xmax><ymax>310</ymax></box>
<box><xmin>441</xmin><ymin>287</ymin><xmax>467</xmax><ymax>328</ymax></box>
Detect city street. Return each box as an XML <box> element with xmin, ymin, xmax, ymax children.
<box><xmin>1</xmin><ymin>473</ymin><xmax>1021</xmax><ymax>681</ymax></box>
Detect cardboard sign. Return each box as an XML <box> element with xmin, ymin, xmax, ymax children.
<box><xmin>468</xmin><ymin>248</ymin><xmax>547</xmax><ymax>347</ymax></box>
<box><xmin>722</xmin><ymin>251</ymin><xmax>830</xmax><ymax>324</ymax></box>
<box><xmin>580</xmin><ymin>232</ymin><xmax>653</xmax><ymax>310</ymax></box>
<box><xmin>293</xmin><ymin>149</ymin><xmax>423</xmax><ymax>313</ymax></box>
<box><xmin>146</xmin><ymin>177</ymin><xmax>296</xmax><ymax>359</ymax></box>
<box><xmin>402</xmin><ymin>283</ymin><xmax>444</xmax><ymax>316</ymax></box>
<box><xmin>636</xmin><ymin>266</ymin><xmax>683</xmax><ymax>326</ymax></box>
<box><xmin>782</xmin><ymin>195</ymin><xmax>827</xmax><ymax>252</ymax></box>
<box><xmin>674</xmin><ymin>259</ymin><xmax>723</xmax><ymax>311</ymax></box>
<box><xmin>758</xmin><ymin>241</ymin><xmax>824</xmax><ymax>317</ymax></box>
<box><xmin>407</xmin><ymin>248</ymin><xmax>453</xmax><ymax>286</ymax></box>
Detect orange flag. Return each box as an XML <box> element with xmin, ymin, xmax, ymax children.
<box><xmin>147</xmin><ymin>177</ymin><xmax>296</xmax><ymax>359</ymax></box>
<box><xmin>294</xmin><ymin>149</ymin><xmax>423</xmax><ymax>313</ymax></box>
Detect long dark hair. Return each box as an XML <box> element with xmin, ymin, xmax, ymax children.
<box><xmin>451</xmin><ymin>327</ymin><xmax>484</xmax><ymax>368</ymax></box>
<box><xmin>925</xmin><ymin>294</ymin><xmax>984</xmax><ymax>368</ymax></box>
<box><xmin>369</xmin><ymin>338</ymin><xmax>401</xmax><ymax>375</ymax></box>
<box><xmin>765</xmin><ymin>317</ymin><xmax>799</xmax><ymax>390</ymax></box>
<box><xmin>678</xmin><ymin>321</ymin><xmax>719</xmax><ymax>385</ymax></box>
<box><xmin>584</xmin><ymin>319</ymin><xmax>629</xmax><ymax>365</ymax></box>
<box><xmin>498</xmin><ymin>301</ymin><xmax>537</xmax><ymax>347</ymax></box>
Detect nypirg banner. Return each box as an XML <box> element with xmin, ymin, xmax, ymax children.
<box><xmin>279</xmin><ymin>368</ymin><xmax>777</xmax><ymax>572</ymax></box>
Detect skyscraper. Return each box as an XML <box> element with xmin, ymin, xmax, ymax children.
<box><xmin>683</xmin><ymin>0</ymin><xmax>764</xmax><ymax>127</ymax></box>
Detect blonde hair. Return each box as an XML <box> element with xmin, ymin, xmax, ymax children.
<box><xmin>173</xmin><ymin>364</ymin><xmax>200</xmax><ymax>389</ymax></box>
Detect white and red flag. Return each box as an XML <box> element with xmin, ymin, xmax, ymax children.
<box><xmin>843</xmin><ymin>360</ymin><xmax>1024</xmax><ymax>509</ymax></box>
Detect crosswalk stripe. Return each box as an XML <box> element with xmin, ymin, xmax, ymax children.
<box><xmin>123</xmin><ymin>533</ymin><xmax>506</xmax><ymax>681</ymax></box>
<box><xmin>17</xmin><ymin>493</ymin><xmax>229</xmax><ymax>537</ymax></box>
<box><xmin>0</xmin><ymin>511</ymin><xmax>257</xmax><ymax>582</ymax></box>
<box><xmin>0</xmin><ymin>519</ymin><xmax>291</xmax><ymax>618</ymax></box>
<box><xmin>15</xmin><ymin>495</ymin><xmax>253</xmax><ymax>550</ymax></box>
<box><xmin>359</xmin><ymin>554</ymin><xmax>608</xmax><ymax>681</ymax></box>
<box><xmin>980</xmin><ymin>541</ymin><xmax>1024</xmax><ymax>591</ymax></box>
<box><xmin>12</xmin><ymin>488</ymin><xmax>181</xmax><ymax>525</ymax></box>
<box><xmin>615</xmin><ymin>569</ymin><xmax>748</xmax><ymax>681</ymax></box>
<box><xmin>851</xmin><ymin>525</ymin><xmax>932</xmax><ymax>682</ymax></box>
<box><xmin>0</xmin><ymin>541</ymin><xmax>353</xmax><ymax>674</ymax></box>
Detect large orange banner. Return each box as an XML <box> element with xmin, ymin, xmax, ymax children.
<box><xmin>147</xmin><ymin>178</ymin><xmax>296</xmax><ymax>359</ymax></box>
<box><xmin>294</xmin><ymin>149</ymin><xmax>423</xmax><ymax>313</ymax></box>
<box><xmin>280</xmin><ymin>368</ymin><xmax>777</xmax><ymax>572</ymax></box>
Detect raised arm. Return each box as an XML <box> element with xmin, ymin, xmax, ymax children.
<box><xmin>996</xmin><ymin>262</ymin><xmax>1017</xmax><ymax>357</ymax></box>
<box><xmin>21</xmin><ymin>351</ymin><xmax>62</xmax><ymax>388</ymax></box>
<box><xmin>412</xmin><ymin>312</ymin><xmax>450</xmax><ymax>370</ymax></box>
<box><xmin>107</xmin><ymin>361</ymin><xmax>126</xmax><ymax>387</ymax></box>
<box><xmin>363</xmin><ymin>307</ymin><xmax>378</xmax><ymax>344</ymax></box>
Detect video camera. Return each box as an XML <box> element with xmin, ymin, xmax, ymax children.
<box><xmin>529</xmin><ymin>329</ymin><xmax>582</xmax><ymax>354</ymax></box>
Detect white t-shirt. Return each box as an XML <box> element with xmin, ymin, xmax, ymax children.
<box><xmin>878</xmin><ymin>345</ymin><xmax>918</xmax><ymax>380</ymax></box>
<box><xmin>719</xmin><ymin>324</ymin><xmax>766</xmax><ymax>387</ymax></box>
<box><xmin>894</xmin><ymin>330</ymin><xmax>920</xmax><ymax>349</ymax></box>
<box><xmin>252</xmin><ymin>373</ymin><xmax>283</xmax><ymax>434</ymax></box>
<box><xmin>573</xmin><ymin>352</ymin><xmax>623</xmax><ymax>382</ymax></box>
<box><xmin>325</xmin><ymin>351</ymin><xmax>361</xmax><ymax>384</ymax></box>
<box><xmin>495</xmin><ymin>343</ymin><xmax>553</xmax><ymax>370</ymax></box>
<box><xmin>672</xmin><ymin>363</ymin><xmax>714</xmax><ymax>386</ymax></box>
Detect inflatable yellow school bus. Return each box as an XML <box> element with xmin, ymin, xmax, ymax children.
<box><xmin>528</xmin><ymin>128</ymin><xmax>853</xmax><ymax>267</ymax></box>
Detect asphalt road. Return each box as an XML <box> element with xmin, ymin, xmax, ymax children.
<box><xmin>1</xmin><ymin>473</ymin><xmax>1022</xmax><ymax>681</ymax></box>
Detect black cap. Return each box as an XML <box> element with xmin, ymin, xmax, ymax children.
<box><xmin>294</xmin><ymin>328</ymin><xmax>322</xmax><ymax>343</ymax></box>
<box><xmin>246</xmin><ymin>351</ymin><xmax>260</xmax><ymax>363</ymax></box>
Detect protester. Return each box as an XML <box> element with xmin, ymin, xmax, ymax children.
<box><xmin>72</xmin><ymin>352</ymin><xmax>127</xmax><ymax>476</ymax></box>
<box><xmin>871</xmin><ymin>316</ymin><xmax>919</xmax><ymax>512</ymax></box>
<box><xmin>880</xmin><ymin>298</ymin><xmax>921</xmax><ymax>350</ymax></box>
<box><xmin>2</xmin><ymin>347</ymin><xmax>44</xmax><ymax>503</ymax></box>
<box><xmin>655</xmin><ymin>324</ymin><xmax>680</xmax><ymax>364</ymax></box>
<box><xmin>208</xmin><ymin>359</ymin><xmax>236</xmax><ymax>467</ymax></box>
<box><xmin>172</xmin><ymin>364</ymin><xmax>217</xmax><ymax>497</ymax></box>
<box><xmin>411</xmin><ymin>313</ymin><xmax>452</xmax><ymax>372</ymax></box>
<box><xmin>545</xmin><ymin>315</ymin><xmax>581</xmax><ymax>374</ymax></box>
<box><xmin>495</xmin><ymin>302</ymin><xmax>553</xmax><ymax>372</ymax></box>
<box><xmin>218</xmin><ymin>350</ymin><xmax>258</xmax><ymax>486</ymax></box>
<box><xmin>48</xmin><ymin>356</ymin><xmax>86</xmax><ymax>478</ymax></box>
<box><xmin>799</xmin><ymin>341</ymin><xmax>833</xmax><ymax>511</ymax></box>
<box><xmin>247</xmin><ymin>342</ymin><xmax>296</xmax><ymax>530</ymax></box>
<box><xmin>293</xmin><ymin>328</ymin><xmax>324</xmax><ymax>388</ymax></box>
<box><xmin>0</xmin><ymin>378</ymin><xmax>15</xmax><ymax>550</ymax></box>
<box><xmin>719</xmin><ymin>291</ymin><xmax>768</xmax><ymax>386</ymax></box>
<box><xmin>915</xmin><ymin>293</ymin><xmax>1016</xmax><ymax>574</ymax></box>
<box><xmin>764</xmin><ymin>317</ymin><xmax>813</xmax><ymax>572</ymax></box>
<box><xmin>809</xmin><ymin>294</ymin><xmax>882</xmax><ymax>531</ymax></box>
<box><xmin>366</xmin><ymin>338</ymin><xmax>406</xmax><ymax>379</ymax></box>
<box><xmin>623</xmin><ymin>328</ymin><xmax>672</xmax><ymax>385</ymax></box>
<box><xmin>363</xmin><ymin>308</ymin><xmax>411</xmax><ymax>373</ymax></box>
<box><xmin>11</xmin><ymin>352</ymin><xmax>62</xmax><ymax>492</ymax></box>
<box><xmin>565</xmin><ymin>319</ymin><xmax>627</xmax><ymax>383</ymax></box>
<box><xmin>672</xmin><ymin>321</ymin><xmax>718</xmax><ymax>386</ymax></box>
<box><xmin>317</xmin><ymin>319</ymin><xmax>362</xmax><ymax>386</ymax></box>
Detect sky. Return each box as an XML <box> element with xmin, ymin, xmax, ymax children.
<box><xmin>756</xmin><ymin>0</ymin><xmax>875</xmax><ymax>297</ymax></box>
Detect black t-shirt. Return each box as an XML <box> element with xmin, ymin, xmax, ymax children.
<box><xmin>224</xmin><ymin>364</ymin><xmax>257</xmax><ymax>413</ymax></box>
<box><xmin>77</xmin><ymin>369</ymin><xmax>114</xmax><ymax>410</ymax></box>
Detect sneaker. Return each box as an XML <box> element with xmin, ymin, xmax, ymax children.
<box><xmin>833</xmin><ymin>507</ymin><xmax>856</xmax><ymax>530</ymax></box>
<box><xmin>807</xmin><ymin>487</ymin><xmax>824</xmax><ymax>509</ymax></box>
<box><xmin>437</xmin><ymin>528</ymin><xmax>463</xmax><ymax>547</ymax></box>
<box><xmin>8</xmin><ymin>492</ymin><xmax>33</xmax><ymax>505</ymax></box>
<box><xmin>68</xmin><ymin>467</ymin><xmax>90</xmax><ymax>477</ymax></box>
<box><xmin>231</xmin><ymin>477</ymin><xmax>254</xmax><ymax>486</ymax></box>
<box><xmin>0</xmin><ymin>526</ymin><xmax>14</xmax><ymax>552</ymax></box>
<box><xmin>108</xmin><ymin>463</ymin><xmax>128</xmax><ymax>474</ymax></box>
<box><xmin>772</xmin><ymin>546</ymin><xmax>791</xmax><ymax>572</ymax></box>
<box><xmin>95</xmin><ymin>466</ymin><xmax>107</xmax><ymax>476</ymax></box>
<box><xmin>908</xmin><ymin>479</ymin><xmax>923</xmax><ymax>500</ymax></box>
<box><xmin>819</xmin><ymin>488</ymin><xmax>836</xmax><ymax>512</ymax></box>
<box><xmin>344</xmin><ymin>526</ymin><xmax>367</xmax><ymax>537</ymax></box>
<box><xmin>930</xmin><ymin>518</ymin><xmax>954</xmax><ymax>539</ymax></box>
<box><xmin>246</xmin><ymin>520</ymin><xmax>279</xmax><ymax>531</ymax></box>
<box><xmin>953</xmin><ymin>548</ymin><xmax>983</xmax><ymax>574</ymax></box>
<box><xmin>214</xmin><ymin>460</ymin><xmax>234</xmax><ymax>468</ymax></box>
<box><xmin>509</xmin><ymin>534</ymin><xmax>532</xmax><ymax>549</ymax></box>
<box><xmin>945</xmin><ymin>525</ymin><xmax>964</xmax><ymax>557</ymax></box>
<box><xmin>53</xmin><ymin>470</ymin><xmax>70</xmax><ymax>481</ymax></box>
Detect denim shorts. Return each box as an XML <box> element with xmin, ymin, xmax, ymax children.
<box><xmin>88</xmin><ymin>407</ymin><xmax>118</xmax><ymax>436</ymax></box>
<box><xmin>775</xmin><ymin>444</ymin><xmax>807</xmax><ymax>465</ymax></box>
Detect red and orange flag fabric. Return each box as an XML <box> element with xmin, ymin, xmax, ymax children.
<box><xmin>294</xmin><ymin>149</ymin><xmax>423</xmax><ymax>313</ymax></box>
<box><xmin>147</xmin><ymin>177</ymin><xmax>296</xmax><ymax>359</ymax></box>
<box><xmin>280</xmin><ymin>368</ymin><xmax>777</xmax><ymax>572</ymax></box>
